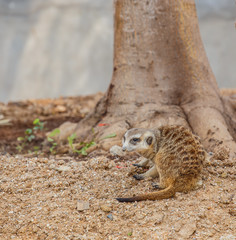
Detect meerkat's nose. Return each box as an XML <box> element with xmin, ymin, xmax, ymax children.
<box><xmin>122</xmin><ymin>146</ymin><xmax>126</xmax><ymax>151</ymax></box>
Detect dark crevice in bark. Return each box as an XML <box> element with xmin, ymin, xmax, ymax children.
<box><xmin>178</xmin><ymin>104</ymin><xmax>193</xmax><ymax>132</ymax></box>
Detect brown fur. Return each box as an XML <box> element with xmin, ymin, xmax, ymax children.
<box><xmin>116</xmin><ymin>125</ymin><xmax>205</xmax><ymax>202</ymax></box>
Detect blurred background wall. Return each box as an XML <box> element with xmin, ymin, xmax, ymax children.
<box><xmin>0</xmin><ymin>0</ymin><xmax>235</xmax><ymax>102</ymax></box>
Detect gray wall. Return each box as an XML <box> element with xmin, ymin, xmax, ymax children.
<box><xmin>0</xmin><ymin>0</ymin><xmax>235</xmax><ymax>102</ymax></box>
<box><xmin>196</xmin><ymin>0</ymin><xmax>235</xmax><ymax>89</ymax></box>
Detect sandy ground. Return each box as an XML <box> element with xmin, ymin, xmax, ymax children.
<box><xmin>0</xmin><ymin>151</ymin><xmax>235</xmax><ymax>240</ymax></box>
<box><xmin>0</xmin><ymin>92</ymin><xmax>235</xmax><ymax>240</ymax></box>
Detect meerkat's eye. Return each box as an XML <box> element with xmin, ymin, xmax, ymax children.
<box><xmin>130</xmin><ymin>138</ymin><xmax>140</xmax><ymax>144</ymax></box>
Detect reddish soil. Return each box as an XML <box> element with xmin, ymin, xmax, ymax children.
<box><xmin>0</xmin><ymin>92</ymin><xmax>235</xmax><ymax>239</ymax></box>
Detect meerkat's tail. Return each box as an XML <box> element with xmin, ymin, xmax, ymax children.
<box><xmin>116</xmin><ymin>184</ymin><xmax>175</xmax><ymax>202</ymax></box>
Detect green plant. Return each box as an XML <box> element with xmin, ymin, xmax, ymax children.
<box><xmin>47</xmin><ymin>128</ymin><xmax>60</xmax><ymax>154</ymax></box>
<box><xmin>67</xmin><ymin>133</ymin><xmax>77</xmax><ymax>151</ymax></box>
<box><xmin>67</xmin><ymin>131</ymin><xmax>116</xmax><ymax>156</ymax></box>
<box><xmin>101</xmin><ymin>133</ymin><xmax>117</xmax><ymax>140</ymax></box>
<box><xmin>16</xmin><ymin>128</ymin><xmax>35</xmax><ymax>153</ymax></box>
<box><xmin>67</xmin><ymin>133</ymin><xmax>96</xmax><ymax>156</ymax></box>
<box><xmin>78</xmin><ymin>141</ymin><xmax>96</xmax><ymax>155</ymax></box>
<box><xmin>16</xmin><ymin>118</ymin><xmax>46</xmax><ymax>153</ymax></box>
<box><xmin>33</xmin><ymin>118</ymin><xmax>45</xmax><ymax>131</ymax></box>
<box><xmin>128</xmin><ymin>232</ymin><xmax>133</xmax><ymax>236</ymax></box>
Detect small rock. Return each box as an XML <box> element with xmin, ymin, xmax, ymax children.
<box><xmin>220</xmin><ymin>235</ymin><xmax>235</xmax><ymax>240</ymax></box>
<box><xmin>174</xmin><ymin>221</ymin><xmax>182</xmax><ymax>232</ymax></box>
<box><xmin>179</xmin><ymin>220</ymin><xmax>196</xmax><ymax>238</ymax></box>
<box><xmin>219</xmin><ymin>194</ymin><xmax>233</xmax><ymax>204</ymax></box>
<box><xmin>38</xmin><ymin>158</ymin><xmax>48</xmax><ymax>163</ymax></box>
<box><xmin>55</xmin><ymin>156</ymin><xmax>73</xmax><ymax>161</ymax></box>
<box><xmin>57</xmin><ymin>160</ymin><xmax>65</xmax><ymax>165</ymax></box>
<box><xmin>151</xmin><ymin>213</ymin><xmax>164</xmax><ymax>225</ymax></box>
<box><xmin>221</xmin><ymin>172</ymin><xmax>228</xmax><ymax>178</ymax></box>
<box><xmin>229</xmin><ymin>208</ymin><xmax>236</xmax><ymax>216</ymax></box>
<box><xmin>100</xmin><ymin>204</ymin><xmax>112</xmax><ymax>212</ymax></box>
<box><xmin>110</xmin><ymin>145</ymin><xmax>125</xmax><ymax>156</ymax></box>
<box><xmin>77</xmin><ymin>200</ymin><xmax>89</xmax><ymax>211</ymax></box>
<box><xmin>107</xmin><ymin>214</ymin><xmax>113</xmax><ymax>220</ymax></box>
<box><xmin>56</xmin><ymin>166</ymin><xmax>71</xmax><ymax>172</ymax></box>
<box><xmin>49</xmin><ymin>164</ymin><xmax>56</xmax><ymax>169</ymax></box>
<box><xmin>54</xmin><ymin>105</ymin><xmax>67</xmax><ymax>113</ymax></box>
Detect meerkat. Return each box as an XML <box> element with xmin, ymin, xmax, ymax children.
<box><xmin>116</xmin><ymin>125</ymin><xmax>205</xmax><ymax>202</ymax></box>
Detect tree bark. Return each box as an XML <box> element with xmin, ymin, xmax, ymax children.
<box><xmin>60</xmin><ymin>0</ymin><xmax>236</xmax><ymax>156</ymax></box>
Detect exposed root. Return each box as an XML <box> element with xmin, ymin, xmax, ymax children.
<box><xmin>54</xmin><ymin>93</ymin><xmax>236</xmax><ymax>157</ymax></box>
<box><xmin>185</xmin><ymin>106</ymin><xmax>236</xmax><ymax>157</ymax></box>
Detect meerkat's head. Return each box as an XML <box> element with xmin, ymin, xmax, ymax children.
<box><xmin>122</xmin><ymin>128</ymin><xmax>157</xmax><ymax>152</ymax></box>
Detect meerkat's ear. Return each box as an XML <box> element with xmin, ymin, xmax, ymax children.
<box><xmin>146</xmin><ymin>136</ymin><xmax>153</xmax><ymax>145</ymax></box>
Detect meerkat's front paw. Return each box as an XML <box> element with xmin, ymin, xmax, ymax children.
<box><xmin>110</xmin><ymin>145</ymin><xmax>125</xmax><ymax>156</ymax></box>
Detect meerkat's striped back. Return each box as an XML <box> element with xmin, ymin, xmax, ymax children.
<box><xmin>158</xmin><ymin>125</ymin><xmax>205</xmax><ymax>177</ymax></box>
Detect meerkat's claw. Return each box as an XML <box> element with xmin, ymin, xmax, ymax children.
<box><xmin>133</xmin><ymin>163</ymin><xmax>143</xmax><ymax>168</ymax></box>
<box><xmin>152</xmin><ymin>183</ymin><xmax>162</xmax><ymax>189</ymax></box>
<box><xmin>133</xmin><ymin>174</ymin><xmax>144</xmax><ymax>180</ymax></box>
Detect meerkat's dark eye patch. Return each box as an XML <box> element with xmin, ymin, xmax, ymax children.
<box><xmin>130</xmin><ymin>138</ymin><xmax>141</xmax><ymax>144</ymax></box>
<box><xmin>146</xmin><ymin>136</ymin><xmax>153</xmax><ymax>145</ymax></box>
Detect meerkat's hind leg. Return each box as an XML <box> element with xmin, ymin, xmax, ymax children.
<box><xmin>133</xmin><ymin>166</ymin><xmax>158</xmax><ymax>180</ymax></box>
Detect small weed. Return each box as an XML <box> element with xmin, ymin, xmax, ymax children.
<box><xmin>101</xmin><ymin>133</ymin><xmax>117</xmax><ymax>140</ymax></box>
<box><xmin>67</xmin><ymin>133</ymin><xmax>77</xmax><ymax>151</ymax></box>
<box><xmin>67</xmin><ymin>131</ymin><xmax>116</xmax><ymax>155</ymax></box>
<box><xmin>78</xmin><ymin>141</ymin><xmax>96</xmax><ymax>155</ymax></box>
<box><xmin>47</xmin><ymin>128</ymin><xmax>60</xmax><ymax>154</ymax></box>
<box><xmin>16</xmin><ymin>129</ymin><xmax>35</xmax><ymax>153</ymax></box>
<box><xmin>16</xmin><ymin>118</ymin><xmax>46</xmax><ymax>153</ymax></box>
<box><xmin>67</xmin><ymin>133</ymin><xmax>96</xmax><ymax>156</ymax></box>
<box><xmin>33</xmin><ymin>118</ymin><xmax>45</xmax><ymax>131</ymax></box>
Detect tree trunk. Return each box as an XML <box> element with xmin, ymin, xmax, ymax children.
<box><xmin>60</xmin><ymin>0</ymin><xmax>236</xmax><ymax>156</ymax></box>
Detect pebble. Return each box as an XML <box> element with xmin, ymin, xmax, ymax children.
<box><xmin>107</xmin><ymin>214</ymin><xmax>113</xmax><ymax>220</ymax></box>
<box><xmin>49</xmin><ymin>164</ymin><xmax>56</xmax><ymax>169</ymax></box>
<box><xmin>221</xmin><ymin>172</ymin><xmax>228</xmax><ymax>178</ymax></box>
<box><xmin>77</xmin><ymin>201</ymin><xmax>89</xmax><ymax>211</ymax></box>
<box><xmin>56</xmin><ymin>166</ymin><xmax>71</xmax><ymax>172</ymax></box>
<box><xmin>57</xmin><ymin>160</ymin><xmax>65</xmax><ymax>165</ymax></box>
<box><xmin>220</xmin><ymin>235</ymin><xmax>235</xmax><ymax>240</ymax></box>
<box><xmin>229</xmin><ymin>208</ymin><xmax>236</xmax><ymax>216</ymax></box>
<box><xmin>54</xmin><ymin>105</ymin><xmax>67</xmax><ymax>113</ymax></box>
<box><xmin>179</xmin><ymin>220</ymin><xmax>196</xmax><ymax>238</ymax></box>
<box><xmin>100</xmin><ymin>204</ymin><xmax>112</xmax><ymax>212</ymax></box>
